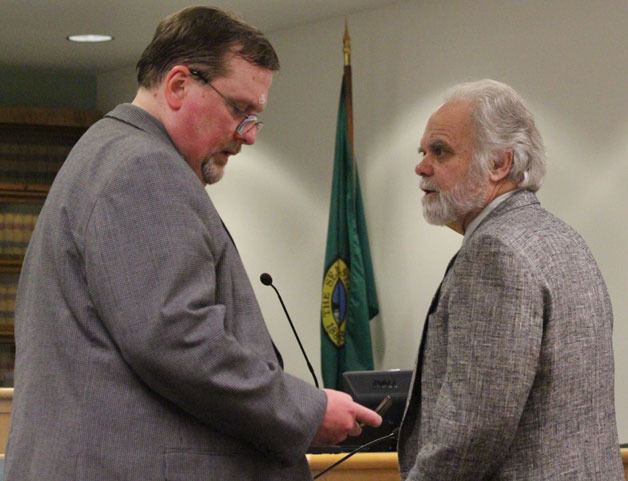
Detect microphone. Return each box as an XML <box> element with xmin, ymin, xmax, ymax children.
<box><xmin>260</xmin><ymin>273</ymin><xmax>319</xmax><ymax>388</ymax></box>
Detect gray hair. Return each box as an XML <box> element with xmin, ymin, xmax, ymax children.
<box><xmin>444</xmin><ymin>79</ymin><xmax>546</xmax><ymax>191</ymax></box>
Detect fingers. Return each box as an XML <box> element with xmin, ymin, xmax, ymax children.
<box><xmin>311</xmin><ymin>389</ymin><xmax>383</xmax><ymax>446</ymax></box>
<box><xmin>348</xmin><ymin>421</ymin><xmax>362</xmax><ymax>437</ymax></box>
<box><xmin>354</xmin><ymin>402</ymin><xmax>383</xmax><ymax>428</ymax></box>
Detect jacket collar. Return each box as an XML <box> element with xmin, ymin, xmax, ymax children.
<box><xmin>465</xmin><ymin>189</ymin><xmax>540</xmax><ymax>241</ymax></box>
<box><xmin>105</xmin><ymin>103</ymin><xmax>175</xmax><ymax>149</ymax></box>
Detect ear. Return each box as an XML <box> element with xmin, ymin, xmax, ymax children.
<box><xmin>489</xmin><ymin>149</ymin><xmax>513</xmax><ymax>182</ymax></box>
<box><xmin>162</xmin><ymin>66</ymin><xmax>190</xmax><ymax>111</ymax></box>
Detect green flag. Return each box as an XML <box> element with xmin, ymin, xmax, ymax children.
<box><xmin>320</xmin><ymin>42</ymin><xmax>379</xmax><ymax>390</ymax></box>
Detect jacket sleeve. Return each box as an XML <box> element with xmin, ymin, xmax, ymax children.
<box><xmin>82</xmin><ymin>149</ymin><xmax>326</xmax><ymax>465</ymax></box>
<box><xmin>407</xmin><ymin>236</ymin><xmax>545</xmax><ymax>480</ymax></box>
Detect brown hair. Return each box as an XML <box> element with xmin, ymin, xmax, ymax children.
<box><xmin>136</xmin><ymin>6</ymin><xmax>280</xmax><ymax>88</ymax></box>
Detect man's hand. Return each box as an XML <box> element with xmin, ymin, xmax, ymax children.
<box><xmin>311</xmin><ymin>389</ymin><xmax>383</xmax><ymax>446</ymax></box>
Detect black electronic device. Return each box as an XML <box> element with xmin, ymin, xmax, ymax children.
<box><xmin>342</xmin><ymin>368</ymin><xmax>412</xmax><ymax>409</ymax></box>
<box><xmin>308</xmin><ymin>369</ymin><xmax>412</xmax><ymax>453</ymax></box>
<box><xmin>340</xmin><ymin>368</ymin><xmax>411</xmax><ymax>451</ymax></box>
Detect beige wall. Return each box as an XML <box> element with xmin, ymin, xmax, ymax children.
<box><xmin>97</xmin><ymin>0</ymin><xmax>628</xmax><ymax>441</ymax></box>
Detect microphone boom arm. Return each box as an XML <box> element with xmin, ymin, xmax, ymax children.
<box><xmin>261</xmin><ymin>274</ymin><xmax>320</xmax><ymax>388</ymax></box>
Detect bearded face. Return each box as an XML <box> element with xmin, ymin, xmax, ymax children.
<box><xmin>416</xmin><ymin>101</ymin><xmax>491</xmax><ymax>231</ymax></box>
<box><xmin>420</xmin><ymin>158</ymin><xmax>489</xmax><ymax>226</ymax></box>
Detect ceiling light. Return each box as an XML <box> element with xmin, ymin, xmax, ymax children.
<box><xmin>67</xmin><ymin>34</ymin><xmax>113</xmax><ymax>43</ymax></box>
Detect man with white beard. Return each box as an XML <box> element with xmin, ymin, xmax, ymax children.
<box><xmin>397</xmin><ymin>79</ymin><xmax>623</xmax><ymax>481</ymax></box>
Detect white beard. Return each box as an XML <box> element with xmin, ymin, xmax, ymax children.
<box><xmin>421</xmin><ymin>166</ymin><xmax>488</xmax><ymax>226</ymax></box>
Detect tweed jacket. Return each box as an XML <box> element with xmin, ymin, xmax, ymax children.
<box><xmin>5</xmin><ymin>104</ymin><xmax>326</xmax><ymax>481</ymax></box>
<box><xmin>398</xmin><ymin>190</ymin><xmax>623</xmax><ymax>480</ymax></box>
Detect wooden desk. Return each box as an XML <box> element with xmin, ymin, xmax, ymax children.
<box><xmin>307</xmin><ymin>452</ymin><xmax>399</xmax><ymax>481</ymax></box>
<box><xmin>309</xmin><ymin>450</ymin><xmax>628</xmax><ymax>481</ymax></box>
<box><xmin>0</xmin><ymin>389</ymin><xmax>11</xmax><ymax>455</ymax></box>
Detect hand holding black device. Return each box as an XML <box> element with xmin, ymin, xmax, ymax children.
<box><xmin>358</xmin><ymin>394</ymin><xmax>392</xmax><ymax>428</ymax></box>
<box><xmin>313</xmin><ymin>396</ymin><xmax>398</xmax><ymax>480</ymax></box>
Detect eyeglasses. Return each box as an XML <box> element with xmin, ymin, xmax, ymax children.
<box><xmin>189</xmin><ymin>69</ymin><xmax>263</xmax><ymax>136</ymax></box>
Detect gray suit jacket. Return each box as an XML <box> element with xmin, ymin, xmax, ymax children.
<box><xmin>398</xmin><ymin>190</ymin><xmax>623</xmax><ymax>480</ymax></box>
<box><xmin>5</xmin><ymin>104</ymin><xmax>326</xmax><ymax>481</ymax></box>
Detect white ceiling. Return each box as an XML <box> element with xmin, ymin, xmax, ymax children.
<box><xmin>0</xmin><ymin>0</ymin><xmax>401</xmax><ymax>74</ymax></box>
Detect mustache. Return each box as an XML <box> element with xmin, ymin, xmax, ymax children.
<box><xmin>420</xmin><ymin>179</ymin><xmax>440</xmax><ymax>192</ymax></box>
<box><xmin>217</xmin><ymin>142</ymin><xmax>241</xmax><ymax>156</ymax></box>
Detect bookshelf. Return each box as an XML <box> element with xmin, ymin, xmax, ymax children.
<box><xmin>0</xmin><ymin>106</ymin><xmax>100</xmax><ymax>386</ymax></box>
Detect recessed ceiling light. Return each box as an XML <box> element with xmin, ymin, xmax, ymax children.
<box><xmin>67</xmin><ymin>34</ymin><xmax>113</xmax><ymax>43</ymax></box>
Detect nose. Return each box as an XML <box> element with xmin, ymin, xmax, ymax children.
<box><xmin>415</xmin><ymin>156</ymin><xmax>432</xmax><ymax>177</ymax></box>
<box><xmin>236</xmin><ymin>126</ymin><xmax>258</xmax><ymax>145</ymax></box>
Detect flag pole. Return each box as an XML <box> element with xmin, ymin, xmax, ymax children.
<box><xmin>343</xmin><ymin>18</ymin><xmax>357</xmax><ymax>204</ymax></box>
<box><xmin>321</xmin><ymin>18</ymin><xmax>378</xmax><ymax>389</ymax></box>
<box><xmin>343</xmin><ymin>17</ymin><xmax>351</xmax><ymax>67</ymax></box>
<box><xmin>343</xmin><ymin>18</ymin><xmax>354</xmax><ymax>149</ymax></box>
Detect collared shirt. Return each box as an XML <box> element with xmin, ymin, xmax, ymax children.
<box><xmin>463</xmin><ymin>191</ymin><xmax>516</xmax><ymax>244</ymax></box>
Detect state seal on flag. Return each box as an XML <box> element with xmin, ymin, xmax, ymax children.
<box><xmin>321</xmin><ymin>257</ymin><xmax>349</xmax><ymax>348</ymax></box>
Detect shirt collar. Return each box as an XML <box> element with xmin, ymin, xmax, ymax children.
<box><xmin>463</xmin><ymin>191</ymin><xmax>515</xmax><ymax>244</ymax></box>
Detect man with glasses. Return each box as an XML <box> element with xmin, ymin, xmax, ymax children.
<box><xmin>5</xmin><ymin>7</ymin><xmax>381</xmax><ymax>481</ymax></box>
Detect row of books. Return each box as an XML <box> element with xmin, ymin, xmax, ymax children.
<box><xmin>0</xmin><ymin>283</ymin><xmax>17</xmax><ymax>326</ymax></box>
<box><xmin>0</xmin><ymin>212</ymin><xmax>38</xmax><ymax>256</ymax></box>
<box><xmin>0</xmin><ymin>344</ymin><xmax>15</xmax><ymax>386</ymax></box>
<box><xmin>0</xmin><ymin>143</ymin><xmax>68</xmax><ymax>186</ymax></box>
